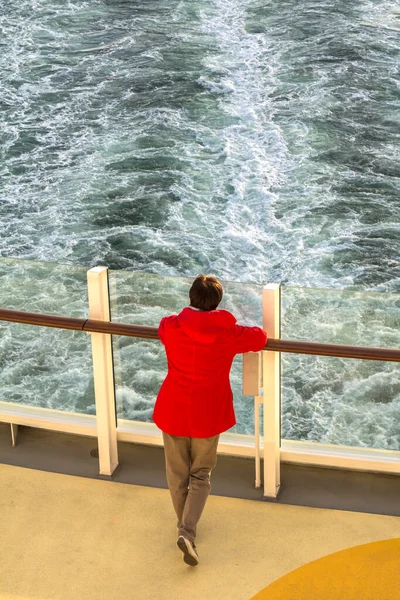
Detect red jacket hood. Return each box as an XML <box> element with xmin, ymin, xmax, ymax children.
<box><xmin>177</xmin><ymin>307</ymin><xmax>237</xmax><ymax>343</ymax></box>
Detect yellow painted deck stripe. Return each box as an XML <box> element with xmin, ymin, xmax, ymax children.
<box><xmin>251</xmin><ymin>538</ymin><xmax>400</xmax><ymax>600</ymax></box>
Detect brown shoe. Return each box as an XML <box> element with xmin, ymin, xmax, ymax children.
<box><xmin>177</xmin><ymin>535</ymin><xmax>199</xmax><ymax>566</ymax></box>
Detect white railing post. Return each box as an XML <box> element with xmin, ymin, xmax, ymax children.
<box><xmin>243</xmin><ymin>351</ymin><xmax>262</xmax><ymax>488</ymax></box>
<box><xmin>87</xmin><ymin>266</ymin><xmax>119</xmax><ymax>478</ymax></box>
<box><xmin>10</xmin><ymin>423</ymin><xmax>18</xmax><ymax>447</ymax></box>
<box><xmin>262</xmin><ymin>283</ymin><xmax>281</xmax><ymax>499</ymax></box>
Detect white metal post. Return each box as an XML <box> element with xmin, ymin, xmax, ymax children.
<box><xmin>254</xmin><ymin>396</ymin><xmax>262</xmax><ymax>488</ymax></box>
<box><xmin>87</xmin><ymin>266</ymin><xmax>119</xmax><ymax>478</ymax></box>
<box><xmin>262</xmin><ymin>283</ymin><xmax>281</xmax><ymax>499</ymax></box>
<box><xmin>243</xmin><ymin>352</ymin><xmax>262</xmax><ymax>488</ymax></box>
<box><xmin>10</xmin><ymin>423</ymin><xmax>18</xmax><ymax>447</ymax></box>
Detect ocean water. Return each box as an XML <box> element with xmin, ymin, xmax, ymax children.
<box><xmin>0</xmin><ymin>0</ymin><xmax>399</xmax><ymax>448</ymax></box>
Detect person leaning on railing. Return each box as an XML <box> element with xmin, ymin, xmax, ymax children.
<box><xmin>152</xmin><ymin>274</ymin><xmax>267</xmax><ymax>566</ymax></box>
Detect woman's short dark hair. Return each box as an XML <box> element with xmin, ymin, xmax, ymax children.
<box><xmin>189</xmin><ymin>274</ymin><xmax>223</xmax><ymax>311</ymax></box>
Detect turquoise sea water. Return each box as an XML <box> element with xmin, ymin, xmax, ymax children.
<box><xmin>0</xmin><ymin>0</ymin><xmax>399</xmax><ymax>447</ymax></box>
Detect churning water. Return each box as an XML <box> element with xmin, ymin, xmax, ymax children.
<box><xmin>0</xmin><ymin>0</ymin><xmax>399</xmax><ymax>448</ymax></box>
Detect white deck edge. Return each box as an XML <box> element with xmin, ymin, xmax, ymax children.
<box><xmin>0</xmin><ymin>402</ymin><xmax>399</xmax><ymax>475</ymax></box>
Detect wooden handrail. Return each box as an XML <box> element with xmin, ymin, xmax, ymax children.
<box><xmin>1</xmin><ymin>307</ymin><xmax>400</xmax><ymax>362</ymax></box>
<box><xmin>265</xmin><ymin>338</ymin><xmax>400</xmax><ymax>362</ymax></box>
<box><xmin>0</xmin><ymin>308</ymin><xmax>86</xmax><ymax>331</ymax></box>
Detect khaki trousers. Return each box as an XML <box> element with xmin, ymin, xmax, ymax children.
<box><xmin>162</xmin><ymin>431</ymin><xmax>220</xmax><ymax>543</ymax></box>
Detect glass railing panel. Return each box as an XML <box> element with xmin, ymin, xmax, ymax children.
<box><xmin>0</xmin><ymin>257</ymin><xmax>95</xmax><ymax>413</ymax></box>
<box><xmin>281</xmin><ymin>285</ymin><xmax>400</xmax><ymax>451</ymax></box>
<box><xmin>108</xmin><ymin>270</ymin><xmax>263</xmax><ymax>434</ymax></box>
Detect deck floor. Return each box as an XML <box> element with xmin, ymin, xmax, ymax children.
<box><xmin>1</xmin><ymin>459</ymin><xmax>400</xmax><ymax>599</ymax></box>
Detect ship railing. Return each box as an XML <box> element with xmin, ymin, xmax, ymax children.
<box><xmin>1</xmin><ymin>268</ymin><xmax>399</xmax><ymax>499</ymax></box>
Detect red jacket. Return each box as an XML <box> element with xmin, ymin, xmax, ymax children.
<box><xmin>152</xmin><ymin>307</ymin><xmax>267</xmax><ymax>437</ymax></box>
